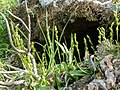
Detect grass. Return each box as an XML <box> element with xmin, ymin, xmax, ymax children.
<box><xmin>0</xmin><ymin>0</ymin><xmax>17</xmax><ymax>61</ymax></box>
<box><xmin>0</xmin><ymin>0</ymin><xmax>16</xmax><ymax>10</ymax></box>
<box><xmin>0</xmin><ymin>0</ymin><xmax>120</xmax><ymax>90</ymax></box>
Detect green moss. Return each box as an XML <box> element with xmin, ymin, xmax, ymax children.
<box><xmin>0</xmin><ymin>0</ymin><xmax>16</xmax><ymax>11</ymax></box>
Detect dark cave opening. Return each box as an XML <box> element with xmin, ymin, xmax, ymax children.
<box><xmin>63</xmin><ymin>17</ymin><xmax>100</xmax><ymax>61</ymax></box>
<box><xmin>34</xmin><ymin>17</ymin><xmax>100</xmax><ymax>62</ymax></box>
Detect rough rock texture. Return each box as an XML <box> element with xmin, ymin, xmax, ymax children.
<box><xmin>68</xmin><ymin>54</ymin><xmax>120</xmax><ymax>90</ymax></box>
<box><xmin>10</xmin><ymin>0</ymin><xmax>119</xmax><ymax>60</ymax></box>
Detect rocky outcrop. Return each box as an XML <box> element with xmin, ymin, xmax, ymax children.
<box><xmin>11</xmin><ymin>0</ymin><xmax>120</xmax><ymax>60</ymax></box>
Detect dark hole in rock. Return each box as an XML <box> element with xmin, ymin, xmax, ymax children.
<box><xmin>61</xmin><ymin>17</ymin><xmax>100</xmax><ymax>61</ymax></box>
<box><xmin>33</xmin><ymin>17</ymin><xmax>100</xmax><ymax>63</ymax></box>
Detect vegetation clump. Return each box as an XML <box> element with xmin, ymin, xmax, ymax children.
<box><xmin>10</xmin><ymin>0</ymin><xmax>118</xmax><ymax>60</ymax></box>
<box><xmin>0</xmin><ymin>0</ymin><xmax>120</xmax><ymax>90</ymax></box>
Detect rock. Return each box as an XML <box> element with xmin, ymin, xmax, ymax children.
<box><xmin>84</xmin><ymin>54</ymin><xmax>120</xmax><ymax>90</ymax></box>
<box><xmin>69</xmin><ymin>54</ymin><xmax>120</xmax><ymax>90</ymax></box>
<box><xmin>10</xmin><ymin>0</ymin><xmax>120</xmax><ymax>61</ymax></box>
